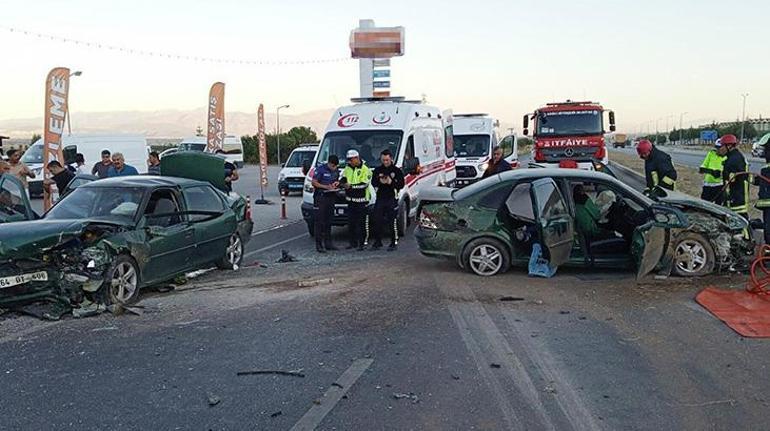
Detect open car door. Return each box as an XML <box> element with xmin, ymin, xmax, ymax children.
<box><xmin>632</xmin><ymin>205</ymin><xmax>683</xmax><ymax>280</ymax></box>
<box><xmin>531</xmin><ymin>178</ymin><xmax>574</xmax><ymax>266</ymax></box>
<box><xmin>0</xmin><ymin>174</ymin><xmax>36</xmax><ymax>223</ymax></box>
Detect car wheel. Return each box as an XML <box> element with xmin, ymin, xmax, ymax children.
<box><xmin>101</xmin><ymin>255</ymin><xmax>141</xmax><ymax>305</ymax></box>
<box><xmin>397</xmin><ymin>201</ymin><xmax>409</xmax><ymax>237</ymax></box>
<box><xmin>462</xmin><ymin>238</ymin><xmax>510</xmax><ymax>277</ymax></box>
<box><xmin>672</xmin><ymin>233</ymin><xmax>715</xmax><ymax>277</ymax></box>
<box><xmin>218</xmin><ymin>233</ymin><xmax>244</xmax><ymax>270</ymax></box>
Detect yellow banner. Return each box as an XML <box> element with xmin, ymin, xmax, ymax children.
<box><xmin>43</xmin><ymin>67</ymin><xmax>70</xmax><ymax>210</ymax></box>
<box><xmin>258</xmin><ymin>104</ymin><xmax>268</xmax><ymax>187</ymax></box>
<box><xmin>207</xmin><ymin>82</ymin><xmax>225</xmax><ymax>152</ymax></box>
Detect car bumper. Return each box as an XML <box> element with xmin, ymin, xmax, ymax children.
<box><xmin>414</xmin><ymin>226</ymin><xmax>458</xmax><ymax>258</ymax></box>
<box><xmin>279</xmin><ymin>180</ymin><xmax>305</xmax><ymax>192</ymax></box>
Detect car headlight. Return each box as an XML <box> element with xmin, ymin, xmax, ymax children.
<box><xmin>32</xmin><ymin>167</ymin><xmax>43</xmax><ymax>176</ymax></box>
<box><xmin>727</xmin><ymin>214</ymin><xmax>749</xmax><ymax>231</ymax></box>
<box><xmin>304</xmin><ymin>181</ymin><xmax>314</xmax><ymax>194</ymax></box>
<box><xmin>478</xmin><ymin>162</ymin><xmax>489</xmax><ymax>173</ymax></box>
<box><xmin>278</xmin><ymin>173</ymin><xmax>286</xmax><ymax>182</ymax></box>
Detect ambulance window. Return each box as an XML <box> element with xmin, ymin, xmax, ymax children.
<box><xmin>405</xmin><ymin>136</ymin><xmax>415</xmax><ymax>160</ymax></box>
<box><xmin>500</xmin><ymin>136</ymin><xmax>515</xmax><ymax>158</ymax></box>
<box><xmin>445</xmin><ymin>125</ymin><xmax>454</xmax><ymax>158</ymax></box>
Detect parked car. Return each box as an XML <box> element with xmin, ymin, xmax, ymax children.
<box><xmin>752</xmin><ymin>133</ymin><xmax>770</xmax><ymax>158</ymax></box>
<box><xmin>0</xmin><ymin>153</ymin><xmax>253</xmax><ymax>308</ymax></box>
<box><xmin>278</xmin><ymin>145</ymin><xmax>318</xmax><ymax>195</ymax></box>
<box><xmin>178</xmin><ymin>135</ymin><xmax>244</xmax><ymax>168</ymax></box>
<box><xmin>415</xmin><ymin>169</ymin><xmax>753</xmax><ymax>278</ymax></box>
<box><xmin>0</xmin><ymin>173</ymin><xmax>37</xmax><ymax>223</ymax></box>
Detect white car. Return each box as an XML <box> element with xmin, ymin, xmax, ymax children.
<box><xmin>178</xmin><ymin>135</ymin><xmax>244</xmax><ymax>168</ymax></box>
<box><xmin>278</xmin><ymin>145</ymin><xmax>318</xmax><ymax>195</ymax></box>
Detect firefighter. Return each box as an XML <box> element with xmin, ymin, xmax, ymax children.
<box><xmin>311</xmin><ymin>155</ymin><xmax>340</xmax><ymax>253</ymax></box>
<box><xmin>342</xmin><ymin>149</ymin><xmax>373</xmax><ymax>251</ymax></box>
<box><xmin>636</xmin><ymin>139</ymin><xmax>677</xmax><ymax>196</ymax></box>
<box><xmin>698</xmin><ymin>139</ymin><xmax>728</xmax><ymax>203</ymax></box>
<box><xmin>721</xmin><ymin>134</ymin><xmax>750</xmax><ymax>220</ymax></box>
<box><xmin>371</xmin><ymin>149</ymin><xmax>405</xmax><ymax>251</ymax></box>
<box><xmin>754</xmin><ymin>144</ymin><xmax>770</xmax><ymax>244</ymax></box>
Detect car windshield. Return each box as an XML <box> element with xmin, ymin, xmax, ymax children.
<box><xmin>179</xmin><ymin>142</ymin><xmax>206</xmax><ymax>152</ymax></box>
<box><xmin>46</xmin><ymin>186</ymin><xmax>145</xmax><ymax>223</ymax></box>
<box><xmin>286</xmin><ymin>150</ymin><xmax>316</xmax><ymax>168</ymax></box>
<box><xmin>317</xmin><ymin>130</ymin><xmax>403</xmax><ymax>168</ymax></box>
<box><xmin>535</xmin><ymin>110</ymin><xmax>603</xmax><ymax>137</ymax></box>
<box><xmin>21</xmin><ymin>142</ymin><xmax>43</xmax><ymax>164</ymax></box>
<box><xmin>454</xmin><ymin>135</ymin><xmax>490</xmax><ymax>157</ymax></box>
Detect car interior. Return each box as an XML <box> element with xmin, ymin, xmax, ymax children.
<box><xmin>144</xmin><ymin>189</ymin><xmax>183</xmax><ymax>228</ymax></box>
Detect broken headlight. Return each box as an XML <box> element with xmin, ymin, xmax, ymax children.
<box><xmin>727</xmin><ymin>215</ymin><xmax>749</xmax><ymax>231</ymax></box>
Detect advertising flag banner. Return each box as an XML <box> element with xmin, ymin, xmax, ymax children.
<box><xmin>43</xmin><ymin>67</ymin><xmax>70</xmax><ymax>210</ymax></box>
<box><xmin>258</xmin><ymin>104</ymin><xmax>268</xmax><ymax>187</ymax></box>
<box><xmin>207</xmin><ymin>82</ymin><xmax>225</xmax><ymax>152</ymax></box>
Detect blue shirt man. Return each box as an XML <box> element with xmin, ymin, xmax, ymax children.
<box><xmin>312</xmin><ymin>157</ymin><xmax>340</xmax><ymax>197</ymax></box>
<box><xmin>106</xmin><ymin>152</ymin><xmax>139</xmax><ymax>177</ymax></box>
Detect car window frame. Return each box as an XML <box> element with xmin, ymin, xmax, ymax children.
<box><xmin>142</xmin><ymin>187</ymin><xmax>186</xmax><ymax>228</ymax></box>
<box><xmin>182</xmin><ymin>184</ymin><xmax>227</xmax><ymax>221</ymax></box>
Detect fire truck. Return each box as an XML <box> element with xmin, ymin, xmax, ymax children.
<box><xmin>523</xmin><ymin>100</ymin><xmax>615</xmax><ymax>170</ymax></box>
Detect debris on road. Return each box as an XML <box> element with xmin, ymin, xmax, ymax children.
<box><xmin>500</xmin><ymin>296</ymin><xmax>525</xmax><ymax>302</ymax></box>
<box><xmin>393</xmin><ymin>392</ymin><xmax>420</xmax><ymax>403</ymax></box>
<box><xmin>270</xmin><ymin>411</ymin><xmax>282</xmax><ymax>418</ymax></box>
<box><xmin>207</xmin><ymin>393</ymin><xmax>221</xmax><ymax>407</ymax></box>
<box><xmin>236</xmin><ymin>368</ymin><xmax>306</xmax><ymax>378</ymax></box>
<box><xmin>490</xmin><ymin>363</ymin><xmax>501</xmax><ymax>369</ymax></box>
<box><xmin>298</xmin><ymin>278</ymin><xmax>334</xmax><ymax>288</ymax></box>
<box><xmin>72</xmin><ymin>300</ymin><xmax>107</xmax><ymax>318</ymax></box>
<box><xmin>277</xmin><ymin>250</ymin><xmax>297</xmax><ymax>263</ymax></box>
<box><xmin>331</xmin><ymin>382</ymin><xmax>344</xmax><ymax>389</ymax></box>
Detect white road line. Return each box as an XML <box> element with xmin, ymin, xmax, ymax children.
<box><xmin>290</xmin><ymin>358</ymin><xmax>374</xmax><ymax>431</ymax></box>
<box><xmin>244</xmin><ymin>233</ymin><xmax>309</xmax><ymax>258</ymax></box>
<box><xmin>251</xmin><ymin>220</ymin><xmax>303</xmax><ymax>237</ymax></box>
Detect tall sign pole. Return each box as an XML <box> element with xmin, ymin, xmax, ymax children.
<box><xmin>350</xmin><ymin>19</ymin><xmax>404</xmax><ymax>98</ymax></box>
<box><xmin>43</xmin><ymin>67</ymin><xmax>70</xmax><ymax>210</ymax></box>
<box><xmin>254</xmin><ymin>103</ymin><xmax>271</xmax><ymax>205</ymax></box>
<box><xmin>206</xmin><ymin>82</ymin><xmax>225</xmax><ymax>153</ymax></box>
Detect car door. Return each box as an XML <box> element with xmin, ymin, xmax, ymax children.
<box><xmin>0</xmin><ymin>174</ymin><xmax>35</xmax><ymax>223</ymax></box>
<box><xmin>631</xmin><ymin>204</ymin><xmax>685</xmax><ymax>280</ymax></box>
<box><xmin>531</xmin><ymin>178</ymin><xmax>574</xmax><ymax>266</ymax></box>
<box><xmin>141</xmin><ymin>188</ymin><xmax>196</xmax><ymax>283</ymax></box>
<box><xmin>183</xmin><ymin>185</ymin><xmax>235</xmax><ymax>266</ymax></box>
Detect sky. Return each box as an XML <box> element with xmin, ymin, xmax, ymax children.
<box><xmin>1</xmin><ymin>0</ymin><xmax>769</xmax><ymax>133</ymax></box>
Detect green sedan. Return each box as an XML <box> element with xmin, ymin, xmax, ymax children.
<box><xmin>415</xmin><ymin>168</ymin><xmax>753</xmax><ymax>278</ymax></box>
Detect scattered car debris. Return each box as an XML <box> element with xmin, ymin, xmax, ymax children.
<box><xmin>207</xmin><ymin>393</ymin><xmax>221</xmax><ymax>407</ymax></box>
<box><xmin>331</xmin><ymin>382</ymin><xmax>344</xmax><ymax>389</ymax></box>
<box><xmin>236</xmin><ymin>369</ymin><xmax>306</xmax><ymax>378</ymax></box>
<box><xmin>298</xmin><ymin>278</ymin><xmax>334</xmax><ymax>288</ymax></box>
<box><xmin>451</xmin><ymin>374</ymin><xmax>460</xmax><ymax>380</ymax></box>
<box><xmin>393</xmin><ymin>392</ymin><xmax>420</xmax><ymax>403</ymax></box>
<box><xmin>270</xmin><ymin>411</ymin><xmax>282</xmax><ymax>418</ymax></box>
<box><xmin>500</xmin><ymin>296</ymin><xmax>525</xmax><ymax>302</ymax></box>
<box><xmin>544</xmin><ymin>384</ymin><xmax>558</xmax><ymax>394</ymax></box>
<box><xmin>277</xmin><ymin>250</ymin><xmax>297</xmax><ymax>263</ymax></box>
<box><xmin>72</xmin><ymin>300</ymin><xmax>107</xmax><ymax>318</ymax></box>
<box><xmin>490</xmin><ymin>363</ymin><xmax>501</xmax><ymax>369</ymax></box>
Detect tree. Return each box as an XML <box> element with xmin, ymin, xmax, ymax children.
<box><xmin>240</xmin><ymin>126</ymin><xmax>319</xmax><ymax>165</ymax></box>
<box><xmin>30</xmin><ymin>133</ymin><xmax>41</xmax><ymax>144</ymax></box>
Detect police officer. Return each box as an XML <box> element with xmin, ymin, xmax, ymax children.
<box><xmin>754</xmin><ymin>144</ymin><xmax>770</xmax><ymax>244</ymax></box>
<box><xmin>698</xmin><ymin>139</ymin><xmax>728</xmax><ymax>203</ymax></box>
<box><xmin>721</xmin><ymin>134</ymin><xmax>750</xmax><ymax>220</ymax></box>
<box><xmin>371</xmin><ymin>149</ymin><xmax>405</xmax><ymax>251</ymax></box>
<box><xmin>637</xmin><ymin>139</ymin><xmax>677</xmax><ymax>196</ymax></box>
<box><xmin>311</xmin><ymin>155</ymin><xmax>340</xmax><ymax>253</ymax></box>
<box><xmin>342</xmin><ymin>149</ymin><xmax>373</xmax><ymax>251</ymax></box>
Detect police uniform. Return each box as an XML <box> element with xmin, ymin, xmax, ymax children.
<box><xmin>723</xmin><ymin>148</ymin><xmax>749</xmax><ymax>219</ymax></box>
<box><xmin>342</xmin><ymin>160</ymin><xmax>373</xmax><ymax>249</ymax></box>
<box><xmin>312</xmin><ymin>163</ymin><xmax>339</xmax><ymax>251</ymax></box>
<box><xmin>644</xmin><ymin>146</ymin><xmax>677</xmax><ymax>193</ymax></box>
<box><xmin>754</xmin><ymin>161</ymin><xmax>770</xmax><ymax>243</ymax></box>
<box><xmin>372</xmin><ymin>163</ymin><xmax>405</xmax><ymax>249</ymax></box>
<box><xmin>699</xmin><ymin>149</ymin><xmax>726</xmax><ymax>203</ymax></box>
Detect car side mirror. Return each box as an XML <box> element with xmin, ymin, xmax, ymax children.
<box><xmin>281</xmin><ymin>162</ymin><xmax>286</xmax><ymax>168</ymax></box>
<box><xmin>302</xmin><ymin>160</ymin><xmax>311</xmax><ymax>176</ymax></box>
<box><xmin>403</xmin><ymin>157</ymin><xmax>421</xmax><ymax>175</ymax></box>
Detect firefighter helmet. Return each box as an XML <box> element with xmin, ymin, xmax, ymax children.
<box><xmin>720</xmin><ymin>134</ymin><xmax>738</xmax><ymax>146</ymax></box>
<box><xmin>636</xmin><ymin>139</ymin><xmax>653</xmax><ymax>157</ymax></box>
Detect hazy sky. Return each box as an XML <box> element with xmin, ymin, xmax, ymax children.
<box><xmin>2</xmin><ymin>0</ymin><xmax>768</xmax><ymax>133</ymax></box>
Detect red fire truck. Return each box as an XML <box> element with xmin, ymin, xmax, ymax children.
<box><xmin>523</xmin><ymin>100</ymin><xmax>615</xmax><ymax>169</ymax></box>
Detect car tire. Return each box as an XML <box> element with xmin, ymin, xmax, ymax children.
<box><xmin>672</xmin><ymin>232</ymin><xmax>715</xmax><ymax>277</ymax></box>
<box><xmin>397</xmin><ymin>201</ymin><xmax>409</xmax><ymax>237</ymax></box>
<box><xmin>217</xmin><ymin>233</ymin><xmax>244</xmax><ymax>270</ymax></box>
<box><xmin>99</xmin><ymin>255</ymin><xmax>141</xmax><ymax>305</ymax></box>
<box><xmin>461</xmin><ymin>237</ymin><xmax>510</xmax><ymax>277</ymax></box>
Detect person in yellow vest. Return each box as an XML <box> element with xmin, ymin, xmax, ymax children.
<box><xmin>698</xmin><ymin>139</ymin><xmax>728</xmax><ymax>203</ymax></box>
<box><xmin>342</xmin><ymin>149</ymin><xmax>373</xmax><ymax>251</ymax></box>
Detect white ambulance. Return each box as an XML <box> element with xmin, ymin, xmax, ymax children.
<box><xmin>301</xmin><ymin>97</ymin><xmax>456</xmax><ymax>237</ymax></box>
<box><xmin>452</xmin><ymin>114</ymin><xmax>518</xmax><ymax>187</ymax></box>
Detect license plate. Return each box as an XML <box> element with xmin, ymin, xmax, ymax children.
<box><xmin>0</xmin><ymin>271</ymin><xmax>48</xmax><ymax>289</ymax></box>
<box><xmin>335</xmin><ymin>208</ymin><xmax>345</xmax><ymax>216</ymax></box>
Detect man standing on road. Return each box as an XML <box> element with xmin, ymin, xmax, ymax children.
<box><xmin>699</xmin><ymin>139</ymin><xmax>728</xmax><ymax>203</ymax></box>
<box><xmin>44</xmin><ymin>161</ymin><xmax>75</xmax><ymax>199</ymax></box>
<box><xmin>6</xmin><ymin>149</ymin><xmax>35</xmax><ymax>192</ymax></box>
<box><xmin>637</xmin><ymin>139</ymin><xmax>677</xmax><ymax>196</ymax></box>
<box><xmin>721</xmin><ymin>134</ymin><xmax>750</xmax><ymax>220</ymax></box>
<box><xmin>482</xmin><ymin>146</ymin><xmax>512</xmax><ymax>178</ymax></box>
<box><xmin>215</xmin><ymin>150</ymin><xmax>239</xmax><ymax>193</ymax></box>
<box><xmin>106</xmin><ymin>152</ymin><xmax>139</xmax><ymax>177</ymax></box>
<box><xmin>147</xmin><ymin>151</ymin><xmax>161</xmax><ymax>175</ymax></box>
<box><xmin>92</xmin><ymin>149</ymin><xmax>113</xmax><ymax>179</ymax></box>
<box><xmin>342</xmin><ymin>149</ymin><xmax>373</xmax><ymax>251</ymax></box>
<box><xmin>311</xmin><ymin>155</ymin><xmax>340</xmax><ymax>253</ymax></box>
<box><xmin>371</xmin><ymin>149</ymin><xmax>405</xmax><ymax>251</ymax></box>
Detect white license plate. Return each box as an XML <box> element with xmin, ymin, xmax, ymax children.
<box><xmin>0</xmin><ymin>271</ymin><xmax>49</xmax><ymax>289</ymax></box>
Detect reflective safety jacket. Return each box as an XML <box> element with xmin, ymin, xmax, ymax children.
<box><xmin>644</xmin><ymin>146</ymin><xmax>677</xmax><ymax>191</ymax></box>
<box><xmin>342</xmin><ymin>162</ymin><xmax>373</xmax><ymax>204</ymax></box>
<box><xmin>699</xmin><ymin>150</ymin><xmax>726</xmax><ymax>186</ymax></box>
<box><xmin>754</xmin><ymin>164</ymin><xmax>770</xmax><ymax>209</ymax></box>
<box><xmin>722</xmin><ymin>148</ymin><xmax>749</xmax><ymax>213</ymax></box>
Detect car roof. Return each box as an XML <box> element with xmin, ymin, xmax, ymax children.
<box><xmin>497</xmin><ymin>168</ymin><xmax>611</xmax><ymax>181</ymax></box>
<box><xmin>80</xmin><ymin>176</ymin><xmax>209</xmax><ymax>189</ymax></box>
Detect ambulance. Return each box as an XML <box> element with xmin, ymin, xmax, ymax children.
<box><xmin>452</xmin><ymin>114</ymin><xmax>518</xmax><ymax>187</ymax></box>
<box><xmin>301</xmin><ymin>97</ymin><xmax>456</xmax><ymax>237</ymax></box>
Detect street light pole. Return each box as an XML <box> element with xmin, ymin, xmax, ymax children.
<box><xmin>679</xmin><ymin>112</ymin><xmax>688</xmax><ymax>144</ymax></box>
<box><xmin>740</xmin><ymin>93</ymin><xmax>749</xmax><ymax>144</ymax></box>
<box><xmin>276</xmin><ymin>104</ymin><xmax>290</xmax><ymax>165</ymax></box>
<box><xmin>66</xmin><ymin>70</ymin><xmax>83</xmax><ymax>136</ymax></box>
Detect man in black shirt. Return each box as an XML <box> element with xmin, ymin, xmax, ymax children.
<box><xmin>45</xmin><ymin>161</ymin><xmax>76</xmax><ymax>199</ymax></box>
<box><xmin>371</xmin><ymin>149</ymin><xmax>405</xmax><ymax>251</ymax></box>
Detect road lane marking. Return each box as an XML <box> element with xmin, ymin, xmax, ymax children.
<box><xmin>251</xmin><ymin>220</ymin><xmax>303</xmax><ymax>236</ymax></box>
<box><xmin>244</xmin><ymin>233</ymin><xmax>309</xmax><ymax>258</ymax></box>
<box><xmin>290</xmin><ymin>358</ymin><xmax>374</xmax><ymax>431</ymax></box>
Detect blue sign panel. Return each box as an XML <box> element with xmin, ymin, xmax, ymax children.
<box><xmin>700</xmin><ymin>130</ymin><xmax>718</xmax><ymax>141</ymax></box>
<box><xmin>373</xmin><ymin>70</ymin><xmax>391</xmax><ymax>78</ymax></box>
<box><xmin>373</xmin><ymin>81</ymin><xmax>391</xmax><ymax>89</ymax></box>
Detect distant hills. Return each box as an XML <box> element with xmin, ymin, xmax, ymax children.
<box><xmin>0</xmin><ymin>107</ymin><xmax>336</xmax><ymax>139</ymax></box>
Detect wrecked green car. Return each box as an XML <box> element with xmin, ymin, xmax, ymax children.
<box><xmin>416</xmin><ymin>169</ymin><xmax>753</xmax><ymax>278</ymax></box>
<box><xmin>0</xmin><ymin>173</ymin><xmax>37</xmax><ymax>223</ymax></box>
<box><xmin>0</xmin><ymin>160</ymin><xmax>253</xmax><ymax>309</ymax></box>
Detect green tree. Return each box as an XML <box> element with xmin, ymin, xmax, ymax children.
<box><xmin>30</xmin><ymin>133</ymin><xmax>41</xmax><ymax>144</ymax></box>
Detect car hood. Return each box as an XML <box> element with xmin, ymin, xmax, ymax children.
<box><xmin>0</xmin><ymin>219</ymin><xmax>125</xmax><ymax>259</ymax></box>
<box><xmin>659</xmin><ymin>190</ymin><xmax>739</xmax><ymax>219</ymax></box>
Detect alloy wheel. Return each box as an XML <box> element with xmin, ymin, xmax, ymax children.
<box><xmin>469</xmin><ymin>244</ymin><xmax>503</xmax><ymax>276</ymax></box>
<box><xmin>110</xmin><ymin>262</ymin><xmax>138</xmax><ymax>303</ymax></box>
<box><xmin>674</xmin><ymin>239</ymin><xmax>707</xmax><ymax>274</ymax></box>
<box><xmin>227</xmin><ymin>234</ymin><xmax>243</xmax><ymax>269</ymax></box>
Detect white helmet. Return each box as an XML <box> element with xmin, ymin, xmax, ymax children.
<box><xmin>346</xmin><ymin>149</ymin><xmax>360</xmax><ymax>159</ymax></box>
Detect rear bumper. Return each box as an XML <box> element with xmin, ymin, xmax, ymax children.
<box><xmin>279</xmin><ymin>178</ymin><xmax>305</xmax><ymax>192</ymax></box>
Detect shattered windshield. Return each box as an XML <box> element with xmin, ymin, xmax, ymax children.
<box><xmin>535</xmin><ymin>110</ymin><xmax>603</xmax><ymax>137</ymax></box>
<box><xmin>46</xmin><ymin>186</ymin><xmax>145</xmax><ymax>223</ymax></box>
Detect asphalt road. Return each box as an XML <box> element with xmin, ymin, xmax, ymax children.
<box><xmin>611</xmin><ymin>146</ymin><xmax>764</xmax><ymax>172</ymax></box>
<box><xmin>3</xmin><ymin>161</ymin><xmax>769</xmax><ymax>430</ymax></box>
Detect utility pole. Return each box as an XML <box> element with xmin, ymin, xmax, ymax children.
<box><xmin>740</xmin><ymin>93</ymin><xmax>749</xmax><ymax>144</ymax></box>
<box><xmin>679</xmin><ymin>112</ymin><xmax>688</xmax><ymax>144</ymax></box>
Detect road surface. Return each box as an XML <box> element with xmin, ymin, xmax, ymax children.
<box><xmin>611</xmin><ymin>146</ymin><xmax>764</xmax><ymax>172</ymax></box>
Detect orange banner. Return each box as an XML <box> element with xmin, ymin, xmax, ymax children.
<box><xmin>43</xmin><ymin>67</ymin><xmax>70</xmax><ymax>210</ymax></box>
<box><xmin>257</xmin><ymin>104</ymin><xmax>268</xmax><ymax>187</ymax></box>
<box><xmin>207</xmin><ymin>82</ymin><xmax>225</xmax><ymax>152</ymax></box>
